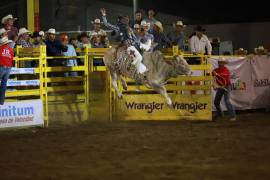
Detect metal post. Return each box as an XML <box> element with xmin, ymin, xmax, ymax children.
<box><xmin>133</xmin><ymin>0</ymin><xmax>138</xmax><ymax>21</ymax></box>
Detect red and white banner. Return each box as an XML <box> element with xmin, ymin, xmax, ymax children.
<box><xmin>250</xmin><ymin>56</ymin><xmax>270</xmax><ymax>108</ymax></box>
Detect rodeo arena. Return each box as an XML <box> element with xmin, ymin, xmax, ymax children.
<box><xmin>0</xmin><ymin>0</ymin><xmax>270</xmax><ymax>179</ymax></box>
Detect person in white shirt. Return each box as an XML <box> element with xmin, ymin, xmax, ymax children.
<box><xmin>190</xmin><ymin>26</ymin><xmax>212</xmax><ymax>55</ymax></box>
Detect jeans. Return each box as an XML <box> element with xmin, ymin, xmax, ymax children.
<box><xmin>0</xmin><ymin>67</ymin><xmax>11</xmax><ymax>105</ymax></box>
<box><xmin>214</xmin><ymin>85</ymin><xmax>236</xmax><ymax>118</ymax></box>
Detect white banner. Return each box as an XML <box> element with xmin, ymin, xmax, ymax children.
<box><xmin>208</xmin><ymin>56</ymin><xmax>253</xmax><ymax>110</ymax></box>
<box><xmin>250</xmin><ymin>56</ymin><xmax>270</xmax><ymax>108</ymax></box>
<box><xmin>7</xmin><ymin>80</ymin><xmax>40</xmax><ymax>86</ymax></box>
<box><xmin>10</xmin><ymin>68</ymin><xmax>36</xmax><ymax>74</ymax></box>
<box><xmin>0</xmin><ymin>100</ymin><xmax>44</xmax><ymax>128</ymax></box>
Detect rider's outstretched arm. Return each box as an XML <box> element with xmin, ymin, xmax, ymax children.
<box><xmin>100</xmin><ymin>8</ymin><xmax>119</xmax><ymax>32</ymax></box>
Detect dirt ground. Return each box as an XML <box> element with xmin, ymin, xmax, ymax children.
<box><xmin>0</xmin><ymin>110</ymin><xmax>270</xmax><ymax>180</ymax></box>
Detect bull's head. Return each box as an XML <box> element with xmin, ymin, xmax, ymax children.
<box><xmin>172</xmin><ymin>55</ymin><xmax>192</xmax><ymax>76</ymax></box>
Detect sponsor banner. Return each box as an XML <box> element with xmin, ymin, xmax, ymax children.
<box><xmin>10</xmin><ymin>68</ymin><xmax>35</xmax><ymax>74</ymax></box>
<box><xmin>250</xmin><ymin>56</ymin><xmax>270</xmax><ymax>108</ymax></box>
<box><xmin>0</xmin><ymin>100</ymin><xmax>43</xmax><ymax>128</ymax></box>
<box><xmin>116</xmin><ymin>94</ymin><xmax>212</xmax><ymax>120</ymax></box>
<box><xmin>7</xmin><ymin>80</ymin><xmax>40</xmax><ymax>86</ymax></box>
<box><xmin>208</xmin><ymin>57</ymin><xmax>253</xmax><ymax>110</ymax></box>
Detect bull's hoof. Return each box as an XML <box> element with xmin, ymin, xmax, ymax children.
<box><xmin>117</xmin><ymin>94</ymin><xmax>123</xmax><ymax>99</ymax></box>
<box><xmin>122</xmin><ymin>85</ymin><xmax>127</xmax><ymax>91</ymax></box>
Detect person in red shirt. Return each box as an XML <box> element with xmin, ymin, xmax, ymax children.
<box><xmin>0</xmin><ymin>36</ymin><xmax>14</xmax><ymax>105</ymax></box>
<box><xmin>213</xmin><ymin>58</ymin><xmax>236</xmax><ymax>121</ymax></box>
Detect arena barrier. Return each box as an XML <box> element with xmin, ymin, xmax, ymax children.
<box><xmin>2</xmin><ymin>46</ymin><xmax>47</xmax><ymax>128</ymax></box>
<box><xmin>108</xmin><ymin>47</ymin><xmax>213</xmax><ymax>121</ymax></box>
<box><xmin>8</xmin><ymin>46</ymin><xmax>267</xmax><ymax>127</ymax></box>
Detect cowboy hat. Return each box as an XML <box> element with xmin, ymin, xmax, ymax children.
<box><xmin>1</xmin><ymin>14</ymin><xmax>18</xmax><ymax>24</ymax></box>
<box><xmin>39</xmin><ymin>31</ymin><xmax>45</xmax><ymax>36</ymax></box>
<box><xmin>47</xmin><ymin>28</ymin><xmax>56</xmax><ymax>34</ymax></box>
<box><xmin>31</xmin><ymin>31</ymin><xmax>42</xmax><ymax>38</ymax></box>
<box><xmin>194</xmin><ymin>25</ymin><xmax>206</xmax><ymax>32</ymax></box>
<box><xmin>218</xmin><ymin>57</ymin><xmax>228</xmax><ymax>64</ymax></box>
<box><xmin>0</xmin><ymin>28</ymin><xmax>7</xmax><ymax>35</ymax></box>
<box><xmin>0</xmin><ymin>36</ymin><xmax>12</xmax><ymax>45</ymax></box>
<box><xmin>134</xmin><ymin>24</ymin><xmax>140</xmax><ymax>29</ymax></box>
<box><xmin>175</xmin><ymin>20</ymin><xmax>186</xmax><ymax>27</ymax></box>
<box><xmin>254</xmin><ymin>46</ymin><xmax>268</xmax><ymax>54</ymax></box>
<box><xmin>154</xmin><ymin>21</ymin><xmax>163</xmax><ymax>32</ymax></box>
<box><xmin>18</xmin><ymin>27</ymin><xmax>30</xmax><ymax>36</ymax></box>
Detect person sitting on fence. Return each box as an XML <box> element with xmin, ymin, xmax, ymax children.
<box><xmin>213</xmin><ymin>58</ymin><xmax>236</xmax><ymax>121</ymax></box>
<box><xmin>152</xmin><ymin>21</ymin><xmax>171</xmax><ymax>50</ymax></box>
<box><xmin>89</xmin><ymin>18</ymin><xmax>109</xmax><ymax>47</ymax></box>
<box><xmin>100</xmin><ymin>8</ymin><xmax>147</xmax><ymax>74</ymax></box>
<box><xmin>1</xmin><ymin>14</ymin><xmax>18</xmax><ymax>43</ymax></box>
<box><xmin>0</xmin><ymin>36</ymin><xmax>14</xmax><ymax>105</ymax></box>
<box><xmin>167</xmin><ymin>21</ymin><xmax>186</xmax><ymax>50</ymax></box>
<box><xmin>59</xmin><ymin>33</ymin><xmax>78</xmax><ymax>77</ymax></box>
<box><xmin>31</xmin><ymin>31</ymin><xmax>45</xmax><ymax>47</ymax></box>
<box><xmin>77</xmin><ymin>32</ymin><xmax>91</xmax><ymax>48</ymax></box>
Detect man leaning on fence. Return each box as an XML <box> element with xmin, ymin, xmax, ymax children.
<box><xmin>0</xmin><ymin>36</ymin><xmax>14</xmax><ymax>105</ymax></box>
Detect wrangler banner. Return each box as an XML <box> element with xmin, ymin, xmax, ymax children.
<box><xmin>115</xmin><ymin>94</ymin><xmax>212</xmax><ymax>120</ymax></box>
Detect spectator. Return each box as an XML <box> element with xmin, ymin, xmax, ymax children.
<box><xmin>77</xmin><ymin>32</ymin><xmax>91</xmax><ymax>48</ymax></box>
<box><xmin>138</xmin><ymin>21</ymin><xmax>154</xmax><ymax>51</ymax></box>
<box><xmin>69</xmin><ymin>38</ymin><xmax>78</xmax><ymax>49</ymax></box>
<box><xmin>16</xmin><ymin>28</ymin><xmax>33</xmax><ymax>67</ymax></box>
<box><xmin>39</xmin><ymin>31</ymin><xmax>46</xmax><ymax>41</ymax></box>
<box><xmin>1</xmin><ymin>14</ymin><xmax>18</xmax><ymax>43</ymax></box>
<box><xmin>0</xmin><ymin>36</ymin><xmax>14</xmax><ymax>105</ymax></box>
<box><xmin>59</xmin><ymin>33</ymin><xmax>78</xmax><ymax>77</ymax></box>
<box><xmin>16</xmin><ymin>28</ymin><xmax>32</xmax><ymax>48</ymax></box>
<box><xmin>89</xmin><ymin>18</ymin><xmax>109</xmax><ymax>47</ymax></box>
<box><xmin>141</xmin><ymin>21</ymin><xmax>151</xmax><ymax>32</ymax></box>
<box><xmin>190</xmin><ymin>26</ymin><xmax>212</xmax><ymax>55</ymax></box>
<box><xmin>31</xmin><ymin>31</ymin><xmax>45</xmax><ymax>47</ymax></box>
<box><xmin>213</xmin><ymin>58</ymin><xmax>236</xmax><ymax>121</ymax></box>
<box><xmin>130</xmin><ymin>10</ymin><xmax>144</xmax><ymax>27</ymax></box>
<box><xmin>90</xmin><ymin>32</ymin><xmax>107</xmax><ymax>48</ymax></box>
<box><xmin>45</xmin><ymin>28</ymin><xmax>68</xmax><ymax>67</ymax></box>
<box><xmin>133</xmin><ymin>24</ymin><xmax>141</xmax><ymax>38</ymax></box>
<box><xmin>152</xmin><ymin>21</ymin><xmax>171</xmax><ymax>50</ymax></box>
<box><xmin>144</xmin><ymin>9</ymin><xmax>158</xmax><ymax>31</ymax></box>
<box><xmin>167</xmin><ymin>21</ymin><xmax>186</xmax><ymax>50</ymax></box>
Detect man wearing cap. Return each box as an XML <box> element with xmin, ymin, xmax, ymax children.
<box><xmin>167</xmin><ymin>21</ymin><xmax>186</xmax><ymax>50</ymax></box>
<box><xmin>0</xmin><ymin>36</ymin><xmax>14</xmax><ymax>105</ymax></box>
<box><xmin>152</xmin><ymin>21</ymin><xmax>171</xmax><ymax>50</ymax></box>
<box><xmin>89</xmin><ymin>18</ymin><xmax>109</xmax><ymax>47</ymax></box>
<box><xmin>190</xmin><ymin>26</ymin><xmax>212</xmax><ymax>55</ymax></box>
<box><xmin>31</xmin><ymin>31</ymin><xmax>45</xmax><ymax>47</ymax></box>
<box><xmin>138</xmin><ymin>21</ymin><xmax>154</xmax><ymax>51</ymax></box>
<box><xmin>213</xmin><ymin>58</ymin><xmax>236</xmax><ymax>121</ymax></box>
<box><xmin>1</xmin><ymin>14</ymin><xmax>18</xmax><ymax>42</ymax></box>
<box><xmin>133</xmin><ymin>24</ymin><xmax>141</xmax><ymax>38</ymax></box>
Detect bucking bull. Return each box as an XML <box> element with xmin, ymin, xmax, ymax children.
<box><xmin>103</xmin><ymin>45</ymin><xmax>192</xmax><ymax>106</ymax></box>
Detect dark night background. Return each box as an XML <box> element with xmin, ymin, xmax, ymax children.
<box><xmin>101</xmin><ymin>0</ymin><xmax>270</xmax><ymax>24</ymax></box>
